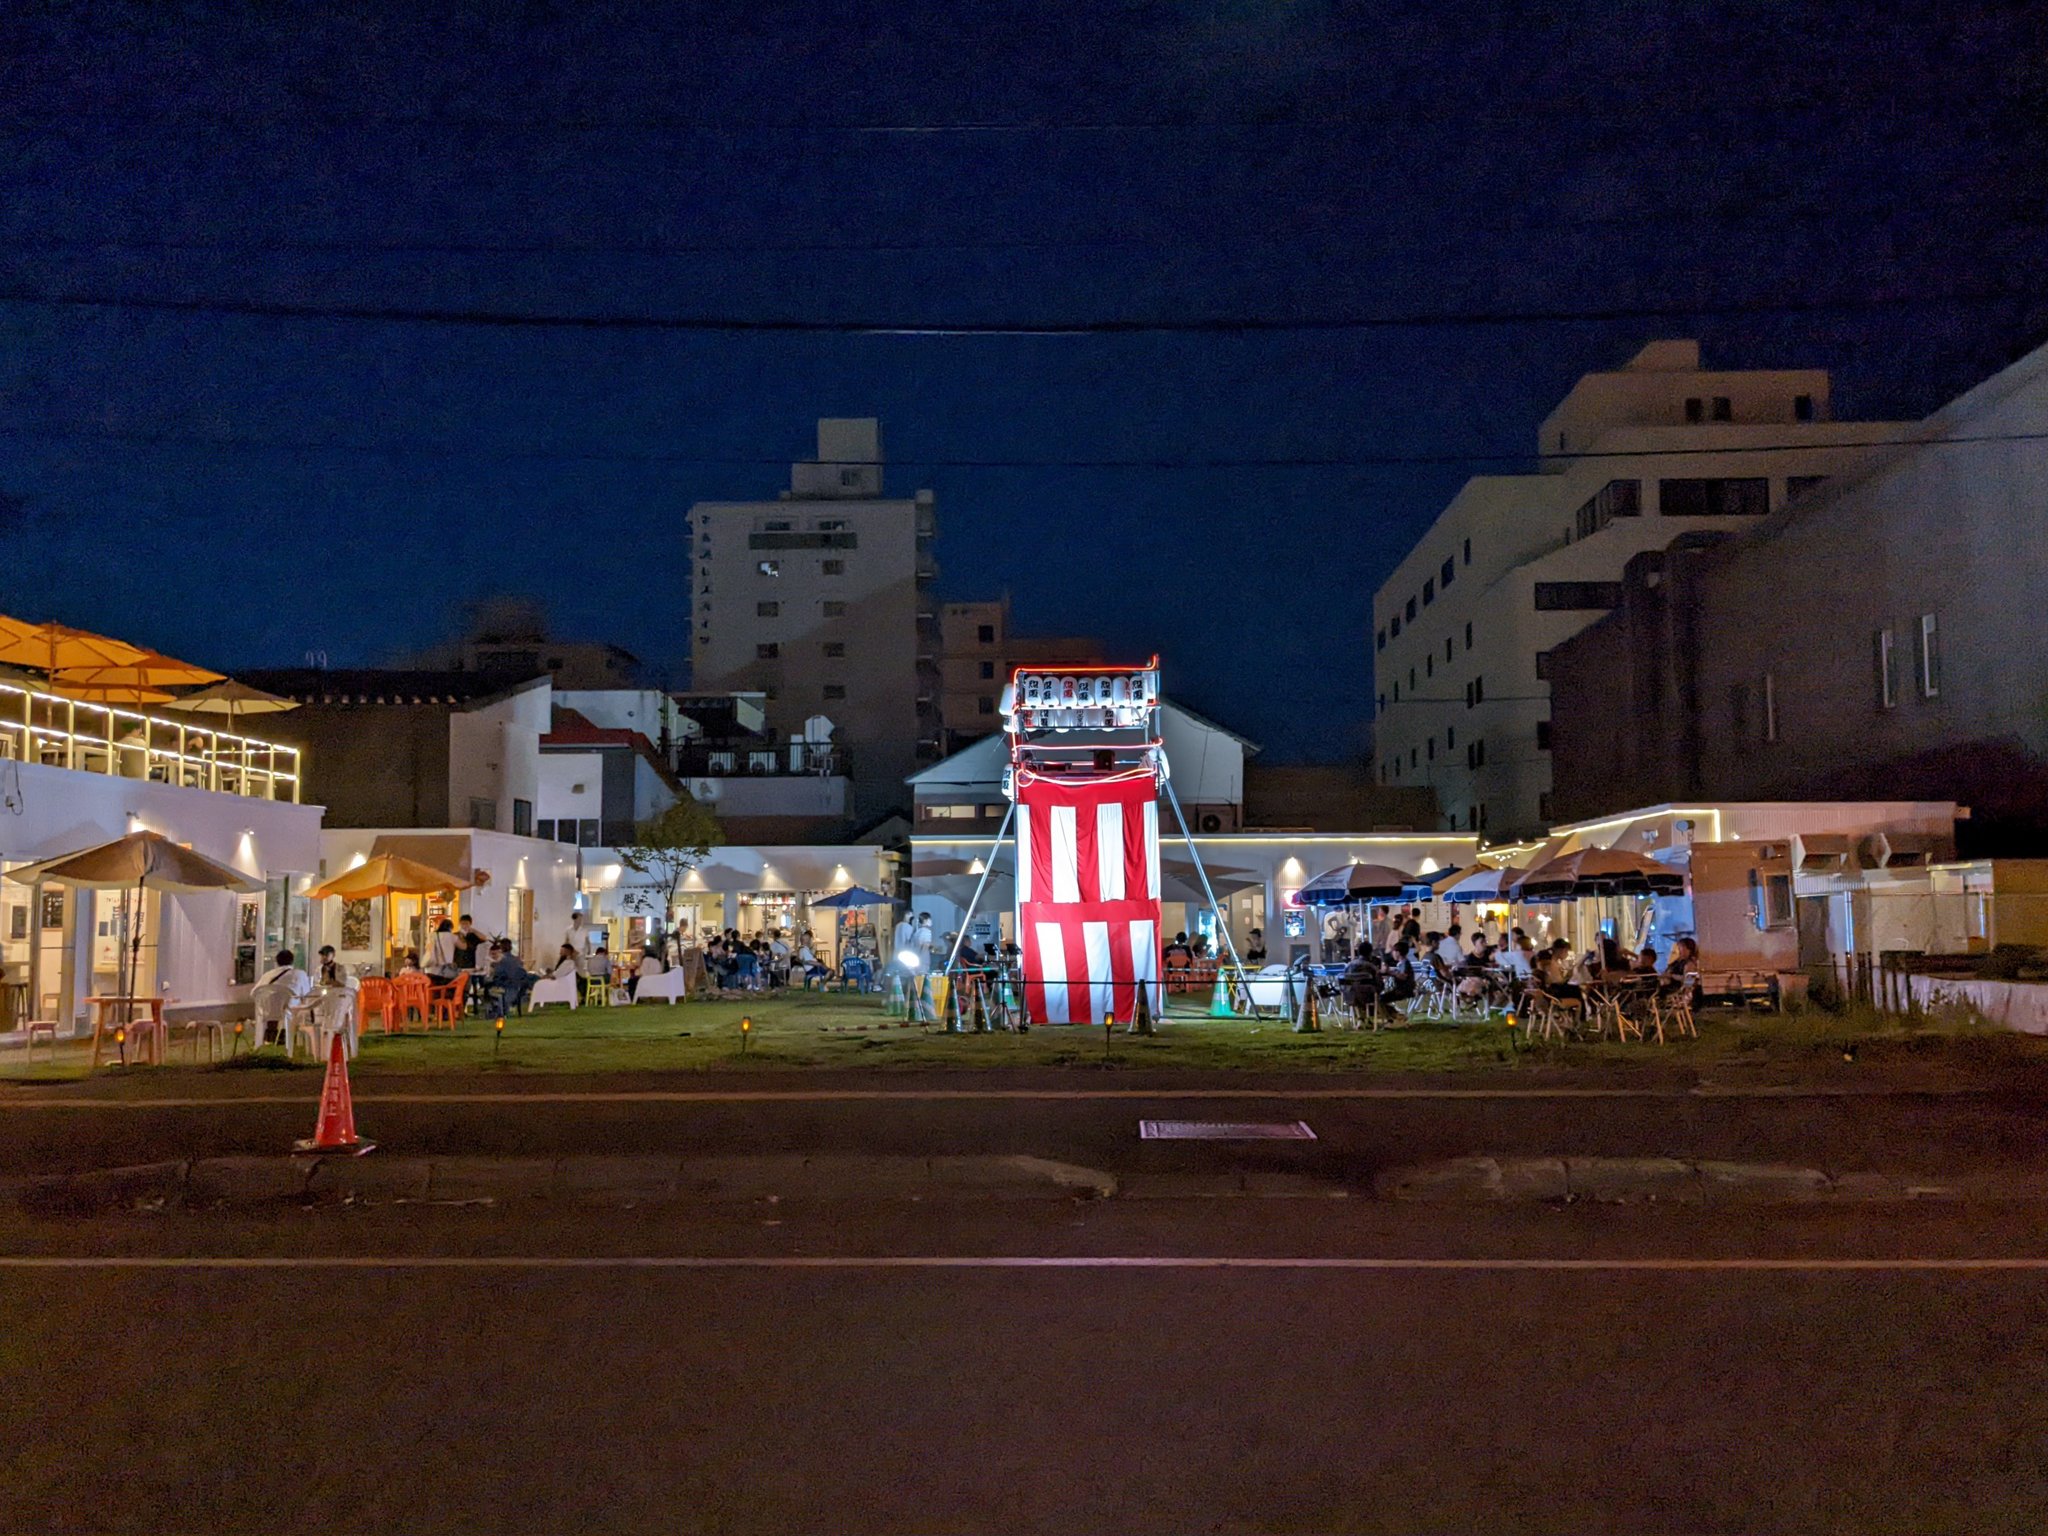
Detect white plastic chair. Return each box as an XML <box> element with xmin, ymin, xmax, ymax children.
<box><xmin>294</xmin><ymin>988</ymin><xmax>357</xmax><ymax>1062</ymax></box>
<box><xmin>528</xmin><ymin>972</ymin><xmax>579</xmax><ymax>1010</ymax></box>
<box><xmin>250</xmin><ymin>982</ymin><xmax>296</xmax><ymax>1050</ymax></box>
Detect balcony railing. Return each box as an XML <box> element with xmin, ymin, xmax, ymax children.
<box><xmin>0</xmin><ymin>677</ymin><xmax>301</xmax><ymax>802</ymax></box>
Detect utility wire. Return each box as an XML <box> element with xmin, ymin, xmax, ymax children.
<box><xmin>0</xmin><ymin>282</ymin><xmax>2034</xmax><ymax>335</ymax></box>
<box><xmin>2</xmin><ymin>424</ymin><xmax>2041</xmax><ymax>470</ymax></box>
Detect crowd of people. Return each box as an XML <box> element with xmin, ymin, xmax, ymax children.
<box><xmin>1336</xmin><ymin>908</ymin><xmax>1702</xmax><ymax>1021</ymax></box>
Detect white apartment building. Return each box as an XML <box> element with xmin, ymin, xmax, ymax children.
<box><xmin>689</xmin><ymin>418</ymin><xmax>939</xmax><ymax>817</ymax></box>
<box><xmin>1371</xmin><ymin>339</ymin><xmax>1915</xmax><ymax>841</ymax></box>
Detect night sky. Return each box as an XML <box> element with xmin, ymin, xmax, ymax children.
<box><xmin>3</xmin><ymin>2</ymin><xmax>2044</xmax><ymax>758</ymax></box>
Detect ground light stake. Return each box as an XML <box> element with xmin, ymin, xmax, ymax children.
<box><xmin>494</xmin><ymin>1017</ymin><xmax>503</xmax><ymax>1060</ymax></box>
<box><xmin>740</xmin><ymin>1014</ymin><xmax>752</xmax><ymax>1056</ymax></box>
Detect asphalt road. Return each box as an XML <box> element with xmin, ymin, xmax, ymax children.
<box><xmin>7</xmin><ymin>1195</ymin><xmax>2048</xmax><ymax>1534</ymax></box>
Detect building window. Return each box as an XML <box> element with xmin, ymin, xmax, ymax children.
<box><xmin>1390</xmin><ymin>614</ymin><xmax>1402</xmax><ymax>638</ymax></box>
<box><xmin>822</xmin><ymin>600</ymin><xmax>846</xmax><ymax>617</ymax></box>
<box><xmin>756</xmin><ymin>601</ymin><xmax>780</xmax><ymax>617</ymax></box>
<box><xmin>1377</xmin><ymin>693</ymin><xmax>1385</xmax><ymax>712</ymax></box>
<box><xmin>1408</xmin><ymin>667</ymin><xmax>1416</xmax><ymax>690</ymax></box>
<box><xmin>1762</xmin><ymin>673</ymin><xmax>1779</xmax><ymax>743</ymax></box>
<box><xmin>1426</xmin><ymin>654</ymin><xmax>1434</xmax><ymax>679</ymax></box>
<box><xmin>1535</xmin><ymin>650</ymin><xmax>1551</xmax><ymax>680</ymax></box>
<box><xmin>978</xmin><ymin>696</ymin><xmax>995</xmax><ymax>715</ymax></box>
<box><xmin>1473</xmin><ymin>675</ymin><xmax>1484</xmax><ymax>704</ymax></box>
<box><xmin>468</xmin><ymin>797</ymin><xmax>497</xmax><ymax>831</ymax></box>
<box><xmin>1441</xmin><ymin>556</ymin><xmax>1455</xmax><ymax>588</ymax></box>
<box><xmin>1392</xmin><ymin>682</ymin><xmax>1400</xmax><ymax>703</ymax></box>
<box><xmin>1479</xmin><ymin>803</ymin><xmax>1488</xmax><ymax>830</ymax></box>
<box><xmin>1538</xmin><ymin>791</ymin><xmax>1553</xmax><ymax>822</ymax></box>
<box><xmin>756</xmin><ymin>560</ymin><xmax>780</xmax><ymax>577</ymax></box>
<box><xmin>1423</xmin><ymin>578</ymin><xmax>1435</xmax><ymax>606</ymax></box>
<box><xmin>1409</xmin><ymin>747</ymin><xmax>1417</xmax><ymax>769</ymax></box>
<box><xmin>1444</xmin><ymin>637</ymin><xmax>1452</xmax><ymax>662</ymax></box>
<box><xmin>512</xmin><ymin>798</ymin><xmax>533</xmax><ymax>837</ymax></box>
<box><xmin>1536</xmin><ymin>720</ymin><xmax>1552</xmax><ymax>751</ymax></box>
<box><xmin>765</xmin><ymin>519</ymin><xmax>793</xmax><ymax>532</ymax></box>
<box><xmin>1466</xmin><ymin>739</ymin><xmax>1486</xmax><ymax>769</ymax></box>
<box><xmin>817</xmin><ymin>518</ymin><xmax>848</xmax><ymax>531</ymax></box>
<box><xmin>1445</xmin><ymin>727</ymin><xmax>1455</xmax><ymax>750</ymax></box>
<box><xmin>1426</xmin><ymin>737</ymin><xmax>1435</xmax><ymax>761</ymax></box>
<box><xmin>536</xmin><ymin>819</ymin><xmax>555</xmax><ymax>841</ymax></box>
<box><xmin>1533</xmin><ymin>581</ymin><xmax>1623</xmax><ymax>611</ymax></box>
<box><xmin>823</xmin><ymin>642</ymin><xmax>846</xmax><ymax>658</ymax></box>
<box><xmin>977</xmin><ymin>624</ymin><xmax>995</xmax><ymax>643</ymax></box>
<box><xmin>1729</xmin><ymin>682</ymin><xmax>1751</xmax><ymax>740</ymax></box>
<box><xmin>1917</xmin><ymin>614</ymin><xmax>1941</xmax><ymax>698</ymax></box>
<box><xmin>1405</xmin><ymin>596</ymin><xmax>1417</xmax><ymax>622</ymax></box>
<box><xmin>1465</xmin><ymin>621</ymin><xmax>1474</xmax><ymax>651</ymax></box>
<box><xmin>979</xmin><ymin>660</ymin><xmax>995</xmax><ymax>680</ymax></box>
<box><xmin>756</xmin><ymin>642</ymin><xmax>780</xmax><ymax>660</ymax></box>
<box><xmin>1711</xmin><ymin>396</ymin><xmax>1732</xmax><ymax>422</ymax></box>
<box><xmin>1685</xmin><ymin>397</ymin><xmax>1703</xmax><ymax>423</ymax></box>
<box><xmin>1463</xmin><ymin>537</ymin><xmax>1472</xmax><ymax>565</ymax></box>
<box><xmin>1376</xmin><ymin>628</ymin><xmax>1386</xmax><ymax>652</ymax></box>
<box><xmin>1875</xmin><ymin>628</ymin><xmax>1897</xmax><ymax>711</ymax></box>
<box><xmin>823</xmin><ymin>684</ymin><xmax>847</xmax><ymax>701</ymax></box>
<box><xmin>1660</xmin><ymin>478</ymin><xmax>1769</xmax><ymax>517</ymax></box>
<box><xmin>1572</xmin><ymin>479</ymin><xmax>1643</xmax><ymax>539</ymax></box>
<box><xmin>822</xmin><ymin>559</ymin><xmax>845</xmax><ymax>575</ymax></box>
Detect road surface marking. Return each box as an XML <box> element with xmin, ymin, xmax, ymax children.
<box><xmin>0</xmin><ymin>1084</ymin><xmax>1987</xmax><ymax>1110</ymax></box>
<box><xmin>3</xmin><ymin>1255</ymin><xmax>2048</xmax><ymax>1272</ymax></box>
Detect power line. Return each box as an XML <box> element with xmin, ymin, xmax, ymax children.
<box><xmin>3</xmin><ymin>199</ymin><xmax>2041</xmax><ymax>263</ymax></box>
<box><xmin>3</xmin><ymin>423</ymin><xmax>2042</xmax><ymax>470</ymax></box>
<box><xmin>0</xmin><ymin>282</ymin><xmax>2034</xmax><ymax>335</ymax></box>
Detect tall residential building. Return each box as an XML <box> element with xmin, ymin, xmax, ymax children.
<box><xmin>936</xmin><ymin>596</ymin><xmax>1103</xmax><ymax>753</ymax></box>
<box><xmin>689</xmin><ymin>418</ymin><xmax>938</xmax><ymax>816</ymax></box>
<box><xmin>1547</xmin><ymin>334</ymin><xmax>2048</xmax><ymax>854</ymax></box>
<box><xmin>1370</xmin><ymin>339</ymin><xmax>1914</xmax><ymax>840</ymax></box>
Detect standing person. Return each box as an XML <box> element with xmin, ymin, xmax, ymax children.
<box><xmin>913</xmin><ymin>912</ymin><xmax>935</xmax><ymax>976</ymax></box>
<box><xmin>424</xmin><ymin>918</ymin><xmax>459</xmax><ymax>982</ymax></box>
<box><xmin>453</xmin><ymin>914</ymin><xmax>484</xmax><ymax>974</ymax></box>
<box><xmin>892</xmin><ymin>910</ymin><xmax>919</xmax><ymax>974</ymax></box>
<box><xmin>1243</xmin><ymin>927</ymin><xmax>1268</xmax><ymax>965</ymax></box>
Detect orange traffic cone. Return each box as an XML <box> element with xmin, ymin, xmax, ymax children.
<box><xmin>295</xmin><ymin>1031</ymin><xmax>374</xmax><ymax>1155</ymax></box>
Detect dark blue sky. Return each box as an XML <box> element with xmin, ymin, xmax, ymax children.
<box><xmin>3</xmin><ymin>1</ymin><xmax>2043</xmax><ymax>757</ymax></box>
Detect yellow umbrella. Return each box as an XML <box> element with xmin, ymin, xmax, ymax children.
<box><xmin>50</xmin><ymin>650</ymin><xmax>224</xmax><ymax>703</ymax></box>
<box><xmin>310</xmin><ymin>854</ymin><xmax>470</xmax><ymax>901</ymax></box>
<box><xmin>311</xmin><ymin>854</ymin><xmax>472</xmax><ymax>974</ymax></box>
<box><xmin>0</xmin><ymin>616</ymin><xmax>153</xmax><ymax>675</ymax></box>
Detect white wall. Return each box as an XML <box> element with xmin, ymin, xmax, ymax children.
<box><xmin>686</xmin><ymin>773</ymin><xmax>849</xmax><ymax>819</ymax></box>
<box><xmin>0</xmin><ymin>757</ymin><xmax>322</xmax><ymax>1023</ymax></box>
<box><xmin>534</xmin><ymin>750</ymin><xmax>603</xmax><ymax>832</ymax></box>
<box><xmin>447</xmin><ymin>683</ymin><xmax>551</xmax><ymax>830</ymax></box>
<box><xmin>315</xmin><ymin>827</ymin><xmax>580</xmax><ymax>964</ymax></box>
<box><xmin>555</xmin><ymin>688</ymin><xmax>680</xmax><ymax>745</ymax></box>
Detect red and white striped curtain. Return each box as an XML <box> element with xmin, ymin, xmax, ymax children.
<box><xmin>1014</xmin><ymin>770</ymin><xmax>1162</xmax><ymax>1023</ymax></box>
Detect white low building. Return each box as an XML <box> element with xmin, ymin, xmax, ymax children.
<box><xmin>0</xmin><ymin>676</ymin><xmax>322</xmax><ymax>1031</ymax></box>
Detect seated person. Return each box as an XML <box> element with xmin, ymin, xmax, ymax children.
<box><xmin>397</xmin><ymin>949</ymin><xmax>424</xmax><ymax>976</ymax></box>
<box><xmin>1633</xmin><ymin>945</ymin><xmax>1661</xmax><ymax>974</ymax></box>
<box><xmin>1163</xmin><ymin>932</ymin><xmax>1195</xmax><ymax>967</ymax></box>
<box><xmin>314</xmin><ymin>945</ymin><xmax>349</xmax><ymax>987</ymax></box>
<box><xmin>481</xmin><ymin>942</ymin><xmax>535</xmax><ymax>1018</ymax></box>
<box><xmin>548</xmin><ymin>943</ymin><xmax>580</xmax><ymax>981</ymax></box>
<box><xmin>1664</xmin><ymin>937</ymin><xmax>1700</xmax><ymax>977</ymax></box>
<box><xmin>1340</xmin><ymin>950</ymin><xmax>1384</xmax><ymax>1013</ymax></box>
<box><xmin>1380</xmin><ymin>942</ymin><xmax>1417</xmax><ymax>1004</ymax></box>
<box><xmin>253</xmin><ymin>949</ymin><xmax>313</xmax><ymax>1046</ymax></box>
<box><xmin>797</xmin><ymin>941</ymin><xmax>830</xmax><ymax>986</ymax></box>
<box><xmin>588</xmin><ymin>943</ymin><xmax>612</xmax><ymax>981</ymax></box>
<box><xmin>1243</xmin><ymin>927</ymin><xmax>1267</xmax><ymax>965</ymax></box>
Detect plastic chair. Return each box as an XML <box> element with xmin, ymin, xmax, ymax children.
<box><xmin>24</xmin><ymin>1020</ymin><xmax>60</xmax><ymax>1063</ymax></box>
<box><xmin>170</xmin><ymin>1018</ymin><xmax>227</xmax><ymax>1064</ymax></box>
<box><xmin>250</xmin><ymin>982</ymin><xmax>296</xmax><ymax>1050</ymax></box>
<box><xmin>390</xmin><ymin>974</ymin><xmax>433</xmax><ymax>1031</ymax></box>
<box><xmin>357</xmin><ymin>976</ymin><xmax>393</xmax><ymax>1033</ymax></box>
<box><xmin>294</xmin><ymin>989</ymin><xmax>357</xmax><ymax>1061</ymax></box>
<box><xmin>428</xmin><ymin>972</ymin><xmax>469</xmax><ymax>1029</ymax></box>
<box><xmin>582</xmin><ymin>973</ymin><xmax>609</xmax><ymax>1007</ymax></box>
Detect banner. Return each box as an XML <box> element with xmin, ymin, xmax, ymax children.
<box><xmin>1015</xmin><ymin>770</ymin><xmax>1162</xmax><ymax>1023</ymax></box>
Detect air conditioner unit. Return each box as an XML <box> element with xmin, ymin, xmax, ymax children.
<box><xmin>1199</xmin><ymin>813</ymin><xmax>1223</xmax><ymax>833</ymax></box>
<box><xmin>1792</xmin><ymin>833</ymin><xmax>1851</xmax><ymax>874</ymax></box>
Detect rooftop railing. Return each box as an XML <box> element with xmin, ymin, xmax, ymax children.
<box><xmin>0</xmin><ymin>678</ymin><xmax>301</xmax><ymax>803</ymax></box>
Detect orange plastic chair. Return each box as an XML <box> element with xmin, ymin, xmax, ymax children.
<box><xmin>428</xmin><ymin>972</ymin><xmax>468</xmax><ymax>1030</ymax></box>
<box><xmin>357</xmin><ymin>977</ymin><xmax>393</xmax><ymax>1034</ymax></box>
<box><xmin>390</xmin><ymin>974</ymin><xmax>432</xmax><ymax>1031</ymax></box>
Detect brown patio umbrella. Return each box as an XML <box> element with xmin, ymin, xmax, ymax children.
<box><xmin>160</xmin><ymin>678</ymin><xmax>299</xmax><ymax>734</ymax></box>
<box><xmin>4</xmin><ymin>830</ymin><xmax>264</xmax><ymax>1012</ymax></box>
<box><xmin>1509</xmin><ymin>848</ymin><xmax>1687</xmax><ymax>902</ymax></box>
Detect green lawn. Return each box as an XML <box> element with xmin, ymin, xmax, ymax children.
<box><xmin>8</xmin><ymin>987</ymin><xmax>2048</xmax><ymax>1081</ymax></box>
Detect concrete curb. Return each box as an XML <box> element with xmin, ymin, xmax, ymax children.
<box><xmin>1372</xmin><ymin>1156</ymin><xmax>2048</xmax><ymax>1205</ymax></box>
<box><xmin>3</xmin><ymin>1153</ymin><xmax>1117</xmax><ymax>1213</ymax></box>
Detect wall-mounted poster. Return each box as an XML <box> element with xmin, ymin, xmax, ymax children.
<box><xmin>8</xmin><ymin>905</ymin><xmax>25</xmax><ymax>941</ymax></box>
<box><xmin>340</xmin><ymin>899</ymin><xmax>373</xmax><ymax>951</ymax></box>
<box><xmin>237</xmin><ymin>898</ymin><xmax>261</xmax><ymax>945</ymax></box>
<box><xmin>40</xmin><ymin>890</ymin><xmax>64</xmax><ymax>930</ymax></box>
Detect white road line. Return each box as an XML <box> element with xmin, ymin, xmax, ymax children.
<box><xmin>2</xmin><ymin>1254</ymin><xmax>2047</xmax><ymax>1272</ymax></box>
<box><xmin>0</xmin><ymin>1084</ymin><xmax>1972</xmax><ymax>1109</ymax></box>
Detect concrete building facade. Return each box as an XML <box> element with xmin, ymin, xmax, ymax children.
<box><xmin>1371</xmin><ymin>340</ymin><xmax>1914</xmax><ymax>840</ymax></box>
<box><xmin>1547</xmin><ymin>336</ymin><xmax>2048</xmax><ymax>853</ymax></box>
<box><xmin>689</xmin><ymin>418</ymin><xmax>937</xmax><ymax>816</ymax></box>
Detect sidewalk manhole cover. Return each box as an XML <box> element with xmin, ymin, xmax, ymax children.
<box><xmin>1139</xmin><ymin>1120</ymin><xmax>1316</xmax><ymax>1141</ymax></box>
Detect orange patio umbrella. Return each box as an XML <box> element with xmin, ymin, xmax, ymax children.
<box><xmin>311</xmin><ymin>854</ymin><xmax>473</xmax><ymax>968</ymax></box>
<box><xmin>0</xmin><ymin>616</ymin><xmax>153</xmax><ymax>676</ymax></box>
<box><xmin>49</xmin><ymin>650</ymin><xmax>224</xmax><ymax>705</ymax></box>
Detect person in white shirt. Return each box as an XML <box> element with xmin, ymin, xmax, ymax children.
<box><xmin>253</xmin><ymin>949</ymin><xmax>312</xmax><ymax>1047</ymax></box>
<box><xmin>425</xmin><ymin>918</ymin><xmax>460</xmax><ymax>981</ymax></box>
<box><xmin>1435</xmin><ymin>924</ymin><xmax>1466</xmax><ymax>971</ymax></box>
<box><xmin>914</xmin><ymin>913</ymin><xmax>934</xmax><ymax>974</ymax></box>
<box><xmin>892</xmin><ymin>913</ymin><xmax>920</xmax><ymax>973</ymax></box>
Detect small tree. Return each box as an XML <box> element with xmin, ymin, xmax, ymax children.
<box><xmin>615</xmin><ymin>797</ymin><xmax>723</xmax><ymax>924</ymax></box>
